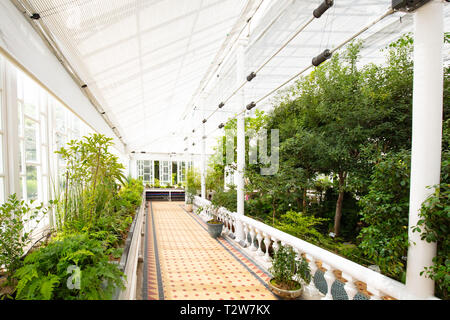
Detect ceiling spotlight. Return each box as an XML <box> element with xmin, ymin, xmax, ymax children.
<box><xmin>219</xmin><ymin>102</ymin><xmax>225</xmax><ymax>109</ymax></box>
<box><xmin>218</xmin><ymin>123</ymin><xmax>224</xmax><ymax>129</ymax></box>
<box><xmin>30</xmin><ymin>13</ymin><xmax>41</xmax><ymax>20</ymax></box>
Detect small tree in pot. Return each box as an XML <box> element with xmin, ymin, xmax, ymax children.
<box><xmin>268</xmin><ymin>245</ymin><xmax>311</xmax><ymax>299</ymax></box>
<box><xmin>206</xmin><ymin>206</ymin><xmax>224</xmax><ymax>239</ymax></box>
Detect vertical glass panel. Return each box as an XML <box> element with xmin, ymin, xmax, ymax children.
<box><xmin>41</xmin><ymin>145</ymin><xmax>48</xmax><ymax>175</ymax></box>
<box><xmin>25</xmin><ymin>119</ymin><xmax>38</xmax><ymax>162</ymax></box>
<box><xmin>0</xmin><ymin>177</ymin><xmax>4</xmax><ymax>204</ymax></box>
<box><xmin>40</xmin><ymin>115</ymin><xmax>47</xmax><ymax>144</ymax></box>
<box><xmin>19</xmin><ymin>140</ymin><xmax>24</xmax><ymax>174</ymax></box>
<box><xmin>18</xmin><ymin>101</ymin><xmax>23</xmax><ymax>137</ymax></box>
<box><xmin>23</xmin><ymin>77</ymin><xmax>39</xmax><ymax>118</ymax></box>
<box><xmin>26</xmin><ymin>165</ymin><xmax>38</xmax><ymax>201</ymax></box>
<box><xmin>55</xmin><ymin>104</ymin><xmax>66</xmax><ymax>133</ymax></box>
<box><xmin>20</xmin><ymin>176</ymin><xmax>26</xmax><ymax>200</ymax></box>
<box><xmin>17</xmin><ymin>73</ymin><xmax>23</xmax><ymax>100</ymax></box>
<box><xmin>42</xmin><ymin>175</ymin><xmax>48</xmax><ymax>203</ymax></box>
<box><xmin>0</xmin><ymin>137</ymin><xmax>3</xmax><ymax>174</ymax></box>
<box><xmin>0</xmin><ymin>90</ymin><xmax>3</xmax><ymax>131</ymax></box>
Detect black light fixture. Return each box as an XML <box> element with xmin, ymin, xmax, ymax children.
<box><xmin>312</xmin><ymin>49</ymin><xmax>332</xmax><ymax>67</ymax></box>
<box><xmin>392</xmin><ymin>0</ymin><xmax>431</xmax><ymax>12</ymax></box>
<box><xmin>81</xmin><ymin>84</ymin><xmax>88</xmax><ymax>88</ymax></box>
<box><xmin>192</xmin><ymin>129</ymin><xmax>195</xmax><ymax>133</ymax></box>
<box><xmin>247</xmin><ymin>72</ymin><xmax>256</xmax><ymax>82</ymax></box>
<box><xmin>202</xmin><ymin>119</ymin><xmax>207</xmax><ymax>124</ymax></box>
<box><xmin>219</xmin><ymin>102</ymin><xmax>225</xmax><ymax>109</ymax></box>
<box><xmin>141</xmin><ymin>151</ymin><xmax>146</xmax><ymax>154</ymax></box>
<box><xmin>30</xmin><ymin>13</ymin><xmax>41</xmax><ymax>20</ymax></box>
<box><xmin>313</xmin><ymin>0</ymin><xmax>334</xmax><ymax>18</ymax></box>
<box><xmin>192</xmin><ymin>143</ymin><xmax>196</xmax><ymax>146</ymax></box>
<box><xmin>218</xmin><ymin>123</ymin><xmax>225</xmax><ymax>129</ymax></box>
<box><xmin>246</xmin><ymin>102</ymin><xmax>256</xmax><ymax>110</ymax></box>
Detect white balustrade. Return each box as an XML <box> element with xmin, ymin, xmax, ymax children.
<box><xmin>192</xmin><ymin>196</ymin><xmax>434</xmax><ymax>300</ymax></box>
<box><xmin>249</xmin><ymin>226</ymin><xmax>257</xmax><ymax>251</ymax></box>
<box><xmin>256</xmin><ymin>232</ymin><xmax>264</xmax><ymax>256</ymax></box>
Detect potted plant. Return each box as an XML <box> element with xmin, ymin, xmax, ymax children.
<box><xmin>268</xmin><ymin>245</ymin><xmax>311</xmax><ymax>300</ymax></box>
<box><xmin>206</xmin><ymin>207</ymin><xmax>224</xmax><ymax>239</ymax></box>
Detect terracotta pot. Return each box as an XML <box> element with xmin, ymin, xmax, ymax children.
<box><xmin>268</xmin><ymin>278</ymin><xmax>303</xmax><ymax>300</ymax></box>
<box><xmin>186</xmin><ymin>204</ymin><xmax>193</xmax><ymax>212</ymax></box>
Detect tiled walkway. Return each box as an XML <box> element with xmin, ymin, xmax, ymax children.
<box><xmin>145</xmin><ymin>201</ymin><xmax>277</xmax><ymax>300</ymax></box>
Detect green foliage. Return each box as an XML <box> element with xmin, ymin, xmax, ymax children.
<box><xmin>276</xmin><ymin>210</ymin><xmax>329</xmax><ymax>245</ymax></box>
<box><xmin>14</xmin><ymin>234</ymin><xmax>124</xmax><ymax>300</ymax></box>
<box><xmin>186</xmin><ymin>167</ymin><xmax>201</xmax><ymax>203</ymax></box>
<box><xmin>54</xmin><ymin>133</ymin><xmax>125</xmax><ymax>232</ymax></box>
<box><xmin>0</xmin><ymin>194</ymin><xmax>54</xmax><ymax>282</ymax></box>
<box><xmin>269</xmin><ymin>245</ymin><xmax>311</xmax><ymax>290</ymax></box>
<box><xmin>211</xmin><ymin>188</ymin><xmax>237</xmax><ymax>213</ymax></box>
<box><xmin>357</xmin><ymin>150</ymin><xmax>411</xmax><ymax>281</ymax></box>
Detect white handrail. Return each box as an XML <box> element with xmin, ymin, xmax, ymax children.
<box><xmin>193</xmin><ymin>196</ymin><xmax>436</xmax><ymax>300</ymax></box>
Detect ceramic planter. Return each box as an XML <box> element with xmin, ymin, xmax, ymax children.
<box><xmin>186</xmin><ymin>204</ymin><xmax>193</xmax><ymax>212</ymax></box>
<box><xmin>206</xmin><ymin>221</ymin><xmax>223</xmax><ymax>239</ymax></box>
<box><xmin>267</xmin><ymin>278</ymin><xmax>303</xmax><ymax>300</ymax></box>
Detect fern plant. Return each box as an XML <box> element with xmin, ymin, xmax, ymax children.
<box><xmin>14</xmin><ymin>234</ymin><xmax>125</xmax><ymax>300</ymax></box>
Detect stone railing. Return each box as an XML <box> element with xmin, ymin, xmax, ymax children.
<box><xmin>193</xmin><ymin>196</ymin><xmax>436</xmax><ymax>300</ymax></box>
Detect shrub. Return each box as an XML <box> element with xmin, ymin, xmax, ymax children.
<box><xmin>14</xmin><ymin>234</ymin><xmax>124</xmax><ymax>300</ymax></box>
<box><xmin>269</xmin><ymin>245</ymin><xmax>311</xmax><ymax>290</ymax></box>
<box><xmin>0</xmin><ymin>194</ymin><xmax>53</xmax><ymax>282</ymax></box>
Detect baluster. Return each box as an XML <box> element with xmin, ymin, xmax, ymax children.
<box><xmin>263</xmin><ymin>233</ymin><xmax>272</xmax><ymax>262</ymax></box>
<box><xmin>243</xmin><ymin>223</ymin><xmax>250</xmax><ymax>247</ymax></box>
<box><xmin>321</xmin><ymin>263</ymin><xmax>336</xmax><ymax>300</ymax></box>
<box><xmin>249</xmin><ymin>226</ymin><xmax>257</xmax><ymax>251</ymax></box>
<box><xmin>367</xmin><ymin>285</ymin><xmax>381</xmax><ymax>300</ymax></box>
<box><xmin>302</xmin><ymin>254</ymin><xmax>322</xmax><ymax>299</ymax></box>
<box><xmin>271</xmin><ymin>237</ymin><xmax>280</xmax><ymax>253</ymax></box>
<box><xmin>256</xmin><ymin>231</ymin><xmax>264</xmax><ymax>256</ymax></box>
<box><xmin>341</xmin><ymin>273</ymin><xmax>358</xmax><ymax>300</ymax></box>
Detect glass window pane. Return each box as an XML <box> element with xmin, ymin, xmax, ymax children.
<box><xmin>18</xmin><ymin>101</ymin><xmax>23</xmax><ymax>137</ymax></box>
<box><xmin>0</xmin><ymin>177</ymin><xmax>4</xmax><ymax>204</ymax></box>
<box><xmin>40</xmin><ymin>115</ymin><xmax>47</xmax><ymax>144</ymax></box>
<box><xmin>0</xmin><ymin>137</ymin><xmax>3</xmax><ymax>174</ymax></box>
<box><xmin>26</xmin><ymin>165</ymin><xmax>39</xmax><ymax>201</ymax></box>
<box><xmin>0</xmin><ymin>89</ymin><xmax>3</xmax><ymax>131</ymax></box>
<box><xmin>23</xmin><ymin>77</ymin><xmax>39</xmax><ymax>118</ymax></box>
<box><xmin>19</xmin><ymin>140</ymin><xmax>24</xmax><ymax>174</ymax></box>
<box><xmin>25</xmin><ymin>119</ymin><xmax>38</xmax><ymax>162</ymax></box>
<box><xmin>41</xmin><ymin>145</ymin><xmax>48</xmax><ymax>175</ymax></box>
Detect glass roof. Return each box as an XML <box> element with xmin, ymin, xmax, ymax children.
<box><xmin>24</xmin><ymin>0</ymin><xmax>450</xmax><ymax>155</ymax></box>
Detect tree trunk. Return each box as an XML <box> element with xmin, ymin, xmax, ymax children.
<box><xmin>302</xmin><ymin>188</ymin><xmax>307</xmax><ymax>213</ymax></box>
<box><xmin>333</xmin><ymin>172</ymin><xmax>347</xmax><ymax>236</ymax></box>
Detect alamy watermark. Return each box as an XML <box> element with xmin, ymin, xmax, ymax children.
<box><xmin>212</xmin><ymin>129</ymin><xmax>279</xmax><ymax>176</ymax></box>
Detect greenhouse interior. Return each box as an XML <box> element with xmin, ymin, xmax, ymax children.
<box><xmin>0</xmin><ymin>0</ymin><xmax>448</xmax><ymax>304</ymax></box>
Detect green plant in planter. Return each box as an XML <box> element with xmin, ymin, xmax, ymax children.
<box><xmin>269</xmin><ymin>245</ymin><xmax>311</xmax><ymax>297</ymax></box>
<box><xmin>13</xmin><ymin>234</ymin><xmax>124</xmax><ymax>300</ymax></box>
<box><xmin>195</xmin><ymin>206</ymin><xmax>203</xmax><ymax>215</ymax></box>
<box><xmin>206</xmin><ymin>207</ymin><xmax>224</xmax><ymax>239</ymax></box>
<box><xmin>0</xmin><ymin>194</ymin><xmax>55</xmax><ymax>286</ymax></box>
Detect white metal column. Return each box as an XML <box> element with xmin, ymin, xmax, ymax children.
<box><xmin>235</xmin><ymin>38</ymin><xmax>247</xmax><ymax>246</ymax></box>
<box><xmin>4</xmin><ymin>61</ymin><xmax>20</xmax><ymax>198</ymax></box>
<box><xmin>406</xmin><ymin>0</ymin><xmax>443</xmax><ymax>299</ymax></box>
<box><xmin>201</xmin><ymin>96</ymin><xmax>207</xmax><ymax>199</ymax></box>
